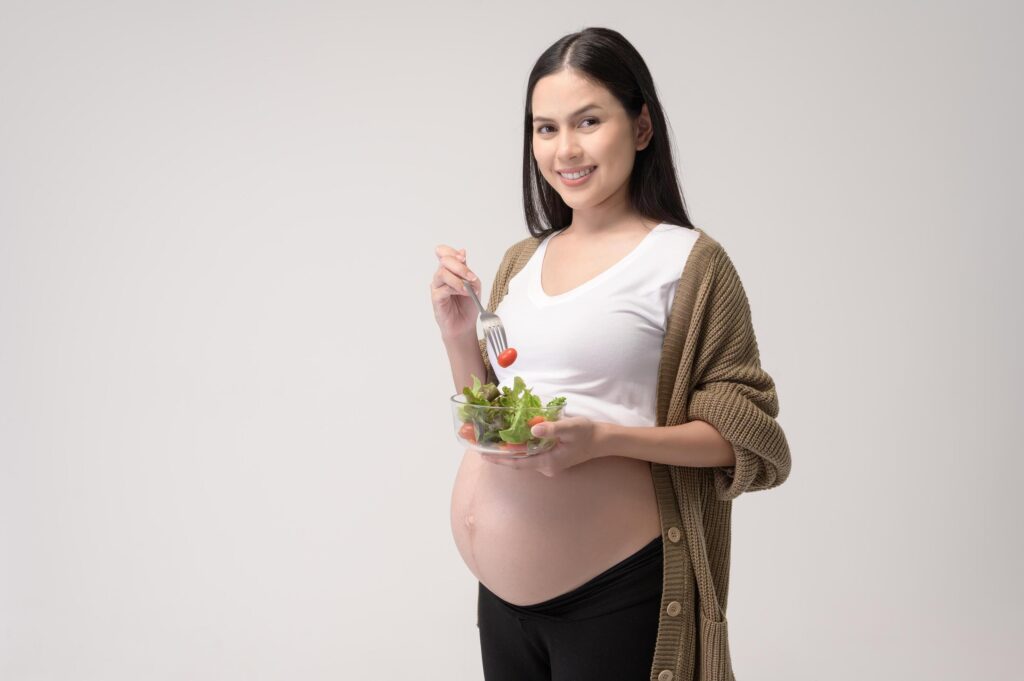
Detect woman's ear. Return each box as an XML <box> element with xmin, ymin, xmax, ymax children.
<box><xmin>635</xmin><ymin>103</ymin><xmax>654</xmax><ymax>151</ymax></box>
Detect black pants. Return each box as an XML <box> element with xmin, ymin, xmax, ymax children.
<box><xmin>476</xmin><ymin>535</ymin><xmax>663</xmax><ymax>681</ymax></box>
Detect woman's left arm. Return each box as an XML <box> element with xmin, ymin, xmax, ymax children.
<box><xmin>585</xmin><ymin>248</ymin><xmax>791</xmax><ymax>500</ymax></box>
<box><xmin>592</xmin><ymin>420</ymin><xmax>737</xmax><ymax>468</ymax></box>
<box><xmin>667</xmin><ymin>248</ymin><xmax>791</xmax><ymax>500</ymax></box>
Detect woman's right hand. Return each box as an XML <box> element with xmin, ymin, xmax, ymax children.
<box><xmin>431</xmin><ymin>244</ymin><xmax>483</xmax><ymax>340</ymax></box>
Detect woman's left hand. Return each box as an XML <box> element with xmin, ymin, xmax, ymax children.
<box><xmin>481</xmin><ymin>416</ymin><xmax>605</xmax><ymax>477</ymax></box>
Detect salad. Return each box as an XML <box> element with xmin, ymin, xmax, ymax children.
<box><xmin>457</xmin><ymin>374</ymin><xmax>567</xmax><ymax>449</ymax></box>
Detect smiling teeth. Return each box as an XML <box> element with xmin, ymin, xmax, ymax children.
<box><xmin>559</xmin><ymin>167</ymin><xmax>594</xmax><ymax>179</ymax></box>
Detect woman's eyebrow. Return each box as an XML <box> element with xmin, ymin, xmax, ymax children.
<box><xmin>532</xmin><ymin>104</ymin><xmax>604</xmax><ymax>123</ymax></box>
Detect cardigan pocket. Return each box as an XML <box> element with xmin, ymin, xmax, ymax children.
<box><xmin>698</xmin><ymin>611</ymin><xmax>734</xmax><ymax>681</ymax></box>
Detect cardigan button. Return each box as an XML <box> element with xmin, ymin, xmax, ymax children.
<box><xmin>667</xmin><ymin>527</ymin><xmax>681</xmax><ymax>543</ymax></box>
<box><xmin>666</xmin><ymin>601</ymin><xmax>682</xmax><ymax>616</ymax></box>
<box><xmin>657</xmin><ymin>670</ymin><xmax>674</xmax><ymax>681</ymax></box>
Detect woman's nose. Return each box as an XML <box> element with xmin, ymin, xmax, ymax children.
<box><xmin>558</xmin><ymin>134</ymin><xmax>582</xmax><ymax>160</ymax></box>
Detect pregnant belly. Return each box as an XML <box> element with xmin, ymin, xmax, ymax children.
<box><xmin>449</xmin><ymin>447</ymin><xmax>663</xmax><ymax>607</ymax></box>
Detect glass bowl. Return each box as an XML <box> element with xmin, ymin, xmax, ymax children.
<box><xmin>450</xmin><ymin>392</ymin><xmax>566</xmax><ymax>458</ymax></box>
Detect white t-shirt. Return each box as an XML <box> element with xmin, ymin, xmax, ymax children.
<box><xmin>488</xmin><ymin>222</ymin><xmax>699</xmax><ymax>428</ymax></box>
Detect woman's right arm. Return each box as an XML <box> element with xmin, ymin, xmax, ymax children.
<box><xmin>432</xmin><ymin>243</ymin><xmax>490</xmax><ymax>393</ymax></box>
<box><xmin>442</xmin><ymin>330</ymin><xmax>488</xmax><ymax>395</ymax></box>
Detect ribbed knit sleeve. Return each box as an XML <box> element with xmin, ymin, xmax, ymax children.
<box><xmin>685</xmin><ymin>249</ymin><xmax>791</xmax><ymax>501</ymax></box>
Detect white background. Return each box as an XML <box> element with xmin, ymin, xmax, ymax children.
<box><xmin>1</xmin><ymin>1</ymin><xmax>1021</xmax><ymax>678</ymax></box>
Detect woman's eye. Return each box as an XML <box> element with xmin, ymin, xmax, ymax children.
<box><xmin>536</xmin><ymin>118</ymin><xmax>599</xmax><ymax>135</ymax></box>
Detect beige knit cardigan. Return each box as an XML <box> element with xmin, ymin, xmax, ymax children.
<box><xmin>475</xmin><ymin>226</ymin><xmax>792</xmax><ymax>681</ymax></box>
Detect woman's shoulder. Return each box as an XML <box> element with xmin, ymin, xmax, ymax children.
<box><xmin>687</xmin><ymin>225</ymin><xmax>723</xmax><ymax>264</ymax></box>
<box><xmin>654</xmin><ymin>224</ymin><xmax>724</xmax><ymax>281</ymax></box>
<box><xmin>682</xmin><ymin>227</ymin><xmax>756</xmax><ymax>303</ymax></box>
<box><xmin>500</xmin><ymin>233</ymin><xmax>543</xmax><ymax>264</ymax></box>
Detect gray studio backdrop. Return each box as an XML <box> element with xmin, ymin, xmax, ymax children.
<box><xmin>1</xmin><ymin>1</ymin><xmax>1020</xmax><ymax>679</ymax></box>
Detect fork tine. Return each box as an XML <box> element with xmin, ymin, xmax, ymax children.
<box><xmin>487</xmin><ymin>326</ymin><xmax>505</xmax><ymax>354</ymax></box>
<box><xmin>496</xmin><ymin>325</ymin><xmax>508</xmax><ymax>352</ymax></box>
<box><xmin>483</xmin><ymin>327</ymin><xmax>495</xmax><ymax>357</ymax></box>
<box><xmin>490</xmin><ymin>323</ymin><xmax>505</xmax><ymax>353</ymax></box>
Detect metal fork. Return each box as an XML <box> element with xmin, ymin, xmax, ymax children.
<box><xmin>463</xmin><ymin>278</ymin><xmax>508</xmax><ymax>358</ymax></box>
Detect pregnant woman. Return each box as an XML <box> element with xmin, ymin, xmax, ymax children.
<box><xmin>430</xmin><ymin>27</ymin><xmax>792</xmax><ymax>681</ymax></box>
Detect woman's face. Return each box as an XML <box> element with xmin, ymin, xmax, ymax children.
<box><xmin>531</xmin><ymin>69</ymin><xmax>650</xmax><ymax>212</ymax></box>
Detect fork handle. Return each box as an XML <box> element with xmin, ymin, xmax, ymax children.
<box><xmin>462</xmin><ymin>278</ymin><xmax>487</xmax><ymax>315</ymax></box>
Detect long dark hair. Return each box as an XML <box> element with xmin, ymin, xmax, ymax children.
<box><xmin>522</xmin><ymin>27</ymin><xmax>696</xmax><ymax>239</ymax></box>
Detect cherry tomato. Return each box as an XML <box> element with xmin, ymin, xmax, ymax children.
<box><xmin>497</xmin><ymin>347</ymin><xmax>517</xmax><ymax>368</ymax></box>
<box><xmin>458</xmin><ymin>422</ymin><xmax>477</xmax><ymax>442</ymax></box>
<box><xmin>527</xmin><ymin>415</ymin><xmax>547</xmax><ymax>428</ymax></box>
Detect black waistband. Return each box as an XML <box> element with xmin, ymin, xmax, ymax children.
<box><xmin>502</xmin><ymin>535</ymin><xmax>663</xmax><ymax>616</ymax></box>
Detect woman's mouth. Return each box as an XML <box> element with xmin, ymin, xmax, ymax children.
<box><xmin>557</xmin><ymin>166</ymin><xmax>596</xmax><ymax>186</ymax></box>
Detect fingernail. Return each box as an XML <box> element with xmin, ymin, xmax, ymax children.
<box><xmin>467</xmin><ymin>272</ymin><xmax>476</xmax><ymax>281</ymax></box>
